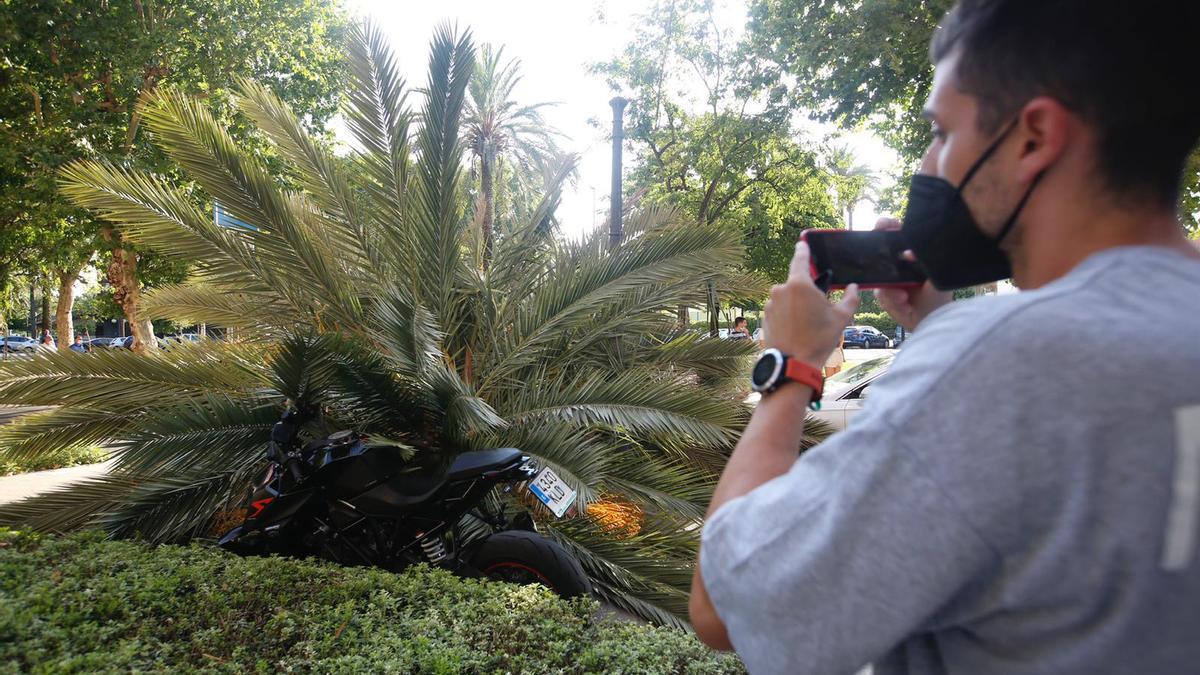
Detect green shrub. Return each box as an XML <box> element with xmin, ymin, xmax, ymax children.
<box><xmin>0</xmin><ymin>530</ymin><xmax>746</xmax><ymax>674</ymax></box>
<box><xmin>850</xmin><ymin>311</ymin><xmax>898</xmax><ymax>336</ymax></box>
<box><xmin>0</xmin><ymin>444</ymin><xmax>107</xmax><ymax>476</ymax></box>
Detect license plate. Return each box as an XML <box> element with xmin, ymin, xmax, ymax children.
<box><xmin>528</xmin><ymin>467</ymin><xmax>577</xmax><ymax>518</ymax></box>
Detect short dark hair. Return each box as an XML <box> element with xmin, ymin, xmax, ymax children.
<box><xmin>734</xmin><ymin>316</ymin><xmax>747</xmax><ymax>325</ymax></box>
<box><xmin>931</xmin><ymin>0</ymin><xmax>1200</xmax><ymax>207</ymax></box>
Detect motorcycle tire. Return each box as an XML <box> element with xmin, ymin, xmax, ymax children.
<box><xmin>471</xmin><ymin>530</ymin><xmax>592</xmax><ymax>598</ymax></box>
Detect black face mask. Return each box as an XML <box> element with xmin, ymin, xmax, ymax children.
<box><xmin>901</xmin><ymin>119</ymin><xmax>1043</xmax><ymax>290</ymax></box>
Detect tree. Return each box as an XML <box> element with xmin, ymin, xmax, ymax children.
<box><xmin>0</xmin><ymin>24</ymin><xmax>833</xmax><ymax>626</ymax></box>
<box><xmin>0</xmin><ymin>0</ymin><xmax>349</xmax><ymax>350</ymax></box>
<box><xmin>746</xmin><ymin>0</ymin><xmax>1200</xmax><ymax>232</ymax></box>
<box><xmin>593</xmin><ymin>0</ymin><xmax>841</xmax><ymax>328</ymax></box>
<box><xmin>463</xmin><ymin>44</ymin><xmax>560</xmax><ymax>267</ymax></box>
<box><xmin>825</xmin><ymin>144</ymin><xmax>879</xmax><ymax>229</ymax></box>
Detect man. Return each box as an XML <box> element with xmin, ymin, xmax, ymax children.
<box><xmin>69</xmin><ymin>335</ymin><xmax>87</xmax><ymax>353</ymax></box>
<box><xmin>690</xmin><ymin>1</ymin><xmax>1200</xmax><ymax>673</ymax></box>
<box><xmin>731</xmin><ymin>316</ymin><xmax>751</xmax><ymax>339</ymax></box>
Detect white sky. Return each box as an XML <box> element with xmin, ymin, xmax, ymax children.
<box><xmin>342</xmin><ymin>0</ymin><xmax>897</xmax><ymax>238</ymax></box>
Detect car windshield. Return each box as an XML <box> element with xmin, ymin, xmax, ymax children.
<box><xmin>824</xmin><ymin>356</ymin><xmax>893</xmax><ymax>399</ymax></box>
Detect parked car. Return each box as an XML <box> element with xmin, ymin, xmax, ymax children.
<box><xmin>746</xmin><ymin>355</ymin><xmax>894</xmax><ymax>431</ymax></box>
<box><xmin>86</xmin><ymin>337</ymin><xmax>121</xmax><ymax>350</ymax></box>
<box><xmin>1</xmin><ymin>335</ymin><xmax>38</xmax><ymax>353</ymax></box>
<box><xmin>843</xmin><ymin>325</ymin><xmax>892</xmax><ymax>349</ymax></box>
<box><xmin>163</xmin><ymin>333</ymin><xmax>202</xmax><ymax>348</ymax></box>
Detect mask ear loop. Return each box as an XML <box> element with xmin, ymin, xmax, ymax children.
<box><xmin>993</xmin><ymin>171</ymin><xmax>1044</xmax><ymax>245</ymax></box>
<box><xmin>954</xmin><ymin>117</ymin><xmax>1021</xmax><ymax>198</ymax></box>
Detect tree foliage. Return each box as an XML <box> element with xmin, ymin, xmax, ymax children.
<box><xmin>746</xmin><ymin>0</ymin><xmax>1200</xmax><ymax>231</ymax></box>
<box><xmin>592</xmin><ymin>0</ymin><xmax>842</xmax><ymax>285</ymax></box>
<box><xmin>0</xmin><ymin>0</ymin><xmax>350</xmax><ymax>338</ymax></box>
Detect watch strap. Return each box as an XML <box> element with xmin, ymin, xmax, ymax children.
<box><xmin>782</xmin><ymin>356</ymin><xmax>824</xmax><ymax>404</ymax></box>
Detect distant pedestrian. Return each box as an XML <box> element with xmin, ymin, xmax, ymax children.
<box><xmin>730</xmin><ymin>316</ymin><xmax>750</xmax><ymax>340</ymax></box>
<box><xmin>823</xmin><ymin>333</ymin><xmax>845</xmax><ymax>377</ymax></box>
<box><xmin>69</xmin><ymin>335</ymin><xmax>87</xmax><ymax>353</ymax></box>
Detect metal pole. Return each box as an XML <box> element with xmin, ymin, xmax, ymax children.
<box><xmin>609</xmin><ymin>97</ymin><xmax>628</xmax><ymax>251</ymax></box>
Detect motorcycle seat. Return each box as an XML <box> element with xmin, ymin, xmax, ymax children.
<box><xmin>447</xmin><ymin>448</ymin><xmax>524</xmax><ymax>481</ymax></box>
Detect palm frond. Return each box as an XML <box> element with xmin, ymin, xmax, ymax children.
<box><xmin>141</xmin><ymin>86</ymin><xmax>362</xmax><ymax>328</ymax></box>
<box><xmin>140</xmin><ymin>283</ymin><xmax>303</xmax><ymax>333</ymax></box>
<box><xmin>409</xmin><ymin>24</ymin><xmax>474</xmax><ymax>324</ymax></box>
<box><xmin>343</xmin><ymin>21</ymin><xmax>413</xmax><ymax>268</ymax></box>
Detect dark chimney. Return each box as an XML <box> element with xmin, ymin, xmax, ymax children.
<box><xmin>609</xmin><ymin>97</ymin><xmax>628</xmax><ymax>251</ymax></box>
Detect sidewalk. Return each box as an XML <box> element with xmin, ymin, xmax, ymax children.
<box><xmin>0</xmin><ymin>459</ymin><xmax>114</xmax><ymax>506</ymax></box>
<box><xmin>0</xmin><ymin>405</ymin><xmax>113</xmax><ymax>506</ymax></box>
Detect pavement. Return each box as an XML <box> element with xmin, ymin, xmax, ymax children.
<box><xmin>0</xmin><ymin>458</ymin><xmax>115</xmax><ymax>505</ymax></box>
<box><xmin>0</xmin><ymin>405</ymin><xmax>113</xmax><ymax>506</ymax></box>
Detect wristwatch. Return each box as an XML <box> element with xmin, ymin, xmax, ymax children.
<box><xmin>750</xmin><ymin>348</ymin><xmax>824</xmax><ymax>406</ymax></box>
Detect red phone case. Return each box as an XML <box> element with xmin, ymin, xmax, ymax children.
<box><xmin>800</xmin><ymin>230</ymin><xmax>924</xmax><ymax>291</ymax></box>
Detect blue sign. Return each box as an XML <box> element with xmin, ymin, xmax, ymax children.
<box><xmin>214</xmin><ymin>202</ymin><xmax>257</xmax><ymax>231</ymax></box>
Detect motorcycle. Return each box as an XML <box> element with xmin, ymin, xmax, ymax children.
<box><xmin>218</xmin><ymin>406</ymin><xmax>592</xmax><ymax>598</ymax></box>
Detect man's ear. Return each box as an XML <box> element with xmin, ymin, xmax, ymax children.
<box><xmin>1015</xmin><ymin>97</ymin><xmax>1072</xmax><ymax>183</ymax></box>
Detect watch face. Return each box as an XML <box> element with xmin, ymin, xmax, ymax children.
<box><xmin>751</xmin><ymin>350</ymin><xmax>782</xmax><ymax>391</ymax></box>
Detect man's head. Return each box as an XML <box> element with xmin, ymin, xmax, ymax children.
<box><xmin>74</xmin><ymin>335</ymin><xmax>83</xmax><ymax>344</ymax></box>
<box><xmin>734</xmin><ymin>316</ymin><xmax>747</xmax><ymax>329</ymax></box>
<box><xmin>921</xmin><ymin>0</ymin><xmax>1199</xmax><ymax>267</ymax></box>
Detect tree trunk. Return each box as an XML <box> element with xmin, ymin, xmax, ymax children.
<box><xmin>39</xmin><ymin>282</ymin><xmax>51</xmax><ymax>337</ymax></box>
<box><xmin>677</xmin><ymin>305</ymin><xmax>689</xmax><ymax>328</ymax></box>
<box><xmin>706</xmin><ymin>281</ymin><xmax>719</xmax><ymax>338</ymax></box>
<box><xmin>54</xmin><ymin>265</ymin><xmax>84</xmax><ymax>350</ymax></box>
<box><xmin>481</xmin><ymin>150</ymin><xmax>495</xmax><ymax>269</ymax></box>
<box><xmin>103</xmin><ymin>227</ymin><xmax>156</xmax><ymax>353</ymax></box>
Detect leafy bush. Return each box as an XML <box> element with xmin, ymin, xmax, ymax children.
<box><xmin>850</xmin><ymin>311</ymin><xmax>898</xmax><ymax>336</ymax></box>
<box><xmin>0</xmin><ymin>530</ymin><xmax>746</xmax><ymax>674</ymax></box>
<box><xmin>0</xmin><ymin>444</ymin><xmax>106</xmax><ymax>476</ymax></box>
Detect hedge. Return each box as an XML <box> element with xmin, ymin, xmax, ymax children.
<box><xmin>0</xmin><ymin>444</ymin><xmax>107</xmax><ymax>476</ymax></box>
<box><xmin>0</xmin><ymin>530</ymin><xmax>746</xmax><ymax>674</ymax></box>
<box><xmin>849</xmin><ymin>311</ymin><xmax>898</xmax><ymax>336</ymax></box>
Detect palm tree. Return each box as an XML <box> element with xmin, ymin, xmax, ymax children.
<box><xmin>0</xmin><ymin>23</ymin><xmax>832</xmax><ymax>626</ymax></box>
<box><xmin>825</xmin><ymin>144</ymin><xmax>878</xmax><ymax>229</ymax></box>
<box><xmin>463</xmin><ymin>43</ymin><xmax>560</xmax><ymax>268</ymax></box>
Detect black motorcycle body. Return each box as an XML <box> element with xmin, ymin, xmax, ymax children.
<box><xmin>219</xmin><ymin>412</ymin><xmax>591</xmax><ymax>597</ymax></box>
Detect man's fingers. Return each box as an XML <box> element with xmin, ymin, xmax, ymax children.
<box><xmin>837</xmin><ymin>283</ymin><xmax>860</xmax><ymax>321</ymax></box>
<box><xmin>787</xmin><ymin>240</ymin><xmax>813</xmax><ymax>283</ymax></box>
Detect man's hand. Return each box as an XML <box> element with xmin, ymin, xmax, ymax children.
<box><xmin>763</xmin><ymin>240</ymin><xmax>859</xmax><ymax>367</ymax></box>
<box><xmin>873</xmin><ymin>217</ymin><xmax>952</xmax><ymax>332</ymax></box>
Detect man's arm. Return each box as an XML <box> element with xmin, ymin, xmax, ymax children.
<box><xmin>689</xmin><ymin>382</ymin><xmax>813</xmax><ymax>648</ymax></box>
<box><xmin>690</xmin><ymin>241</ymin><xmax>858</xmax><ymax>648</ymax></box>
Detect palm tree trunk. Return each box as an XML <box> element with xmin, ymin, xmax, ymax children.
<box><xmin>103</xmin><ymin>227</ymin><xmax>156</xmax><ymax>353</ymax></box>
<box><xmin>481</xmin><ymin>150</ymin><xmax>495</xmax><ymax>269</ymax></box>
<box><xmin>54</xmin><ymin>264</ymin><xmax>85</xmax><ymax>350</ymax></box>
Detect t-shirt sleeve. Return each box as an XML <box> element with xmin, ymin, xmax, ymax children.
<box><xmin>700</xmin><ymin>416</ymin><xmax>998</xmax><ymax>675</ymax></box>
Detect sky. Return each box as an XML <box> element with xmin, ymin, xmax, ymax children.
<box><xmin>342</xmin><ymin>0</ymin><xmax>898</xmax><ymax>239</ymax></box>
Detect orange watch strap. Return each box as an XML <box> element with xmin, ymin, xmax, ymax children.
<box><xmin>783</xmin><ymin>357</ymin><xmax>824</xmax><ymax>401</ymax></box>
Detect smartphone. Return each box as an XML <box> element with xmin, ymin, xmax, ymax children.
<box><xmin>800</xmin><ymin>229</ymin><xmax>926</xmax><ymax>291</ymax></box>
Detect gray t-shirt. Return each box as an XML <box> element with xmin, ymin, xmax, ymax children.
<box><xmin>701</xmin><ymin>246</ymin><xmax>1200</xmax><ymax>675</ymax></box>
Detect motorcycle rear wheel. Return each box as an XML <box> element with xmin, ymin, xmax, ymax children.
<box><xmin>471</xmin><ymin>530</ymin><xmax>592</xmax><ymax>598</ymax></box>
